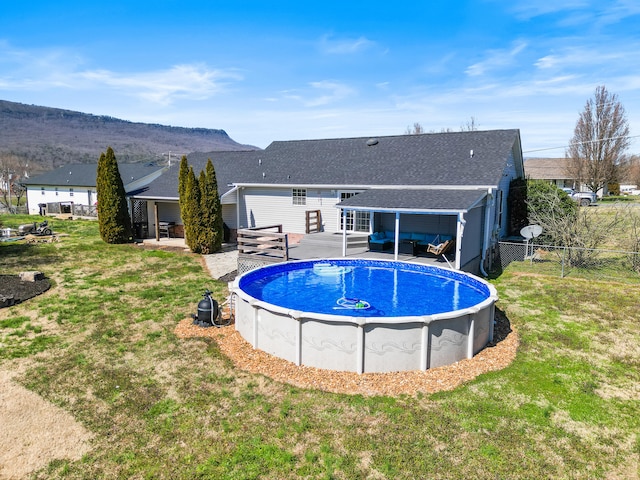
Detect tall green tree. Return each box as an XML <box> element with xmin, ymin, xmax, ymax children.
<box><xmin>96</xmin><ymin>147</ymin><xmax>132</xmax><ymax>243</ymax></box>
<box><xmin>182</xmin><ymin>166</ymin><xmax>201</xmax><ymax>252</ymax></box>
<box><xmin>177</xmin><ymin>155</ymin><xmax>190</xmax><ymax>241</ymax></box>
<box><xmin>197</xmin><ymin>159</ymin><xmax>223</xmax><ymax>253</ymax></box>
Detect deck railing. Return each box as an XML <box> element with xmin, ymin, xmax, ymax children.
<box><xmin>237</xmin><ymin>225</ymin><xmax>289</xmax><ymax>261</ymax></box>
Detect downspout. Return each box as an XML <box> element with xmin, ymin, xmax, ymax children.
<box><xmin>480</xmin><ymin>188</ymin><xmax>493</xmax><ymax>277</ymax></box>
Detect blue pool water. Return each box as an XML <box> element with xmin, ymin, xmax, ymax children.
<box><xmin>238</xmin><ymin>259</ymin><xmax>491</xmax><ymax>317</ymax></box>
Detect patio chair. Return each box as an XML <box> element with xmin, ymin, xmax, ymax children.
<box><xmin>426</xmin><ymin>239</ymin><xmax>454</xmax><ymax>256</ymax></box>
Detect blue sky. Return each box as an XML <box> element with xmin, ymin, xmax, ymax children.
<box><xmin>1</xmin><ymin>1</ymin><xmax>639</xmax><ymax>155</ymax></box>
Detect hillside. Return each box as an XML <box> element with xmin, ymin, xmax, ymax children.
<box><xmin>0</xmin><ymin>100</ymin><xmax>258</xmax><ymax>172</ymax></box>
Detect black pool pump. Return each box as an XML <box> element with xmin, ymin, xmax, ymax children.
<box><xmin>191</xmin><ymin>289</ymin><xmax>230</xmax><ymax>327</ymax></box>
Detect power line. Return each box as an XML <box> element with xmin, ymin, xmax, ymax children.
<box><xmin>523</xmin><ymin>134</ymin><xmax>640</xmax><ymax>154</ymax></box>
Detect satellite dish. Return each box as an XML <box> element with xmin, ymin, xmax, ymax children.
<box><xmin>520</xmin><ymin>224</ymin><xmax>543</xmax><ymax>240</ymax></box>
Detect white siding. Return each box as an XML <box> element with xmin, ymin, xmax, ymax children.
<box><xmin>222</xmin><ymin>204</ymin><xmax>236</xmax><ymax>229</ymax></box>
<box><xmin>26</xmin><ymin>185</ymin><xmax>95</xmax><ymax>215</ymax></box>
<box><xmin>238</xmin><ymin>187</ymin><xmax>341</xmax><ymax>234</ymax></box>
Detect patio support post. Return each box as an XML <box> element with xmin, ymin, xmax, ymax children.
<box><xmin>455</xmin><ymin>212</ymin><xmax>465</xmax><ymax>270</ymax></box>
<box><xmin>394</xmin><ymin>212</ymin><xmax>400</xmax><ymax>260</ymax></box>
<box><xmin>154</xmin><ymin>202</ymin><xmax>160</xmax><ymax>241</ymax></box>
<box><xmin>342</xmin><ymin>209</ymin><xmax>348</xmax><ymax>257</ymax></box>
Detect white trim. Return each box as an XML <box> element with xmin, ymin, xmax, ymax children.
<box><xmin>232</xmin><ymin>183</ymin><xmax>499</xmax><ymax>191</ymax></box>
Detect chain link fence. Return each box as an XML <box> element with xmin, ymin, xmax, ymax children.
<box><xmin>496</xmin><ymin>241</ymin><xmax>640</xmax><ymax>282</ymax></box>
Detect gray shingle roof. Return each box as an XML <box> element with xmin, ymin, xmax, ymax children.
<box><xmin>22</xmin><ymin>163</ymin><xmax>164</xmax><ymax>188</ymax></box>
<box><xmin>251</xmin><ymin>129</ymin><xmax>521</xmax><ymax>187</ymax></box>
<box><xmin>133</xmin><ymin>151</ymin><xmax>262</xmax><ymax>199</ymax></box>
<box><xmin>336</xmin><ymin>188</ymin><xmax>487</xmax><ymax>211</ymax></box>
<box><xmin>135</xmin><ymin>129</ymin><xmax>522</xmax><ymax>202</ymax></box>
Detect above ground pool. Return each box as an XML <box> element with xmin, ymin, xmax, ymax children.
<box><xmin>232</xmin><ymin>259</ymin><xmax>498</xmax><ymax>374</ymax></box>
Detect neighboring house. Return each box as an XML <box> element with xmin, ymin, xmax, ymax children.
<box><xmin>134</xmin><ymin>129</ymin><xmax>524</xmax><ymax>274</ymax></box>
<box><xmin>524</xmin><ymin>157</ymin><xmax>607</xmax><ymax>196</ymax></box>
<box><xmin>524</xmin><ymin>157</ymin><xmax>575</xmax><ymax>189</ymax></box>
<box><xmin>22</xmin><ymin>163</ymin><xmax>166</xmax><ymax>216</ymax></box>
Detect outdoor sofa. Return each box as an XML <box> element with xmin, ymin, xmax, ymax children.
<box><xmin>368</xmin><ymin>231</ymin><xmax>454</xmax><ymax>253</ymax></box>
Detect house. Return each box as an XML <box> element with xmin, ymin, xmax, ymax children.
<box><xmin>524</xmin><ymin>157</ymin><xmax>575</xmax><ymax>189</ymax></box>
<box><xmin>22</xmin><ymin>163</ymin><xmax>166</xmax><ymax>216</ymax></box>
<box><xmin>524</xmin><ymin>157</ymin><xmax>611</xmax><ymax>196</ymax></box>
<box><xmin>133</xmin><ymin>129</ymin><xmax>524</xmax><ymax>274</ymax></box>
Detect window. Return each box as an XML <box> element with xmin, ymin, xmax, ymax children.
<box><xmin>292</xmin><ymin>188</ymin><xmax>306</xmax><ymax>205</ymax></box>
<box><xmin>55</xmin><ymin>187</ymin><xmax>58</xmax><ymax>196</ymax></box>
<box><xmin>41</xmin><ymin>187</ymin><xmax>45</xmax><ymax>195</ymax></box>
<box><xmin>69</xmin><ymin>188</ymin><xmax>74</xmax><ymax>197</ymax></box>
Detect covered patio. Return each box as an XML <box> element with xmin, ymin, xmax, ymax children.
<box><xmin>335</xmin><ymin>188</ymin><xmax>491</xmax><ymax>272</ymax></box>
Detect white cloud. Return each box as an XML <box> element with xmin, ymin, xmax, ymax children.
<box><xmin>507</xmin><ymin>0</ymin><xmax>640</xmax><ymax>26</ymax></box>
<box><xmin>0</xmin><ymin>42</ymin><xmax>242</xmax><ymax>105</ymax></box>
<box><xmin>465</xmin><ymin>40</ymin><xmax>528</xmax><ymax>77</ymax></box>
<box><xmin>535</xmin><ymin>46</ymin><xmax>630</xmax><ymax>70</ymax></box>
<box><xmin>78</xmin><ymin>64</ymin><xmax>242</xmax><ymax>105</ymax></box>
<box><xmin>507</xmin><ymin>0</ymin><xmax>590</xmax><ymax>20</ymax></box>
<box><xmin>282</xmin><ymin>81</ymin><xmax>356</xmax><ymax>107</ymax></box>
<box><xmin>319</xmin><ymin>34</ymin><xmax>375</xmax><ymax>54</ymax></box>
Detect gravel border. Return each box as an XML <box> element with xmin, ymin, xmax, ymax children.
<box><xmin>174</xmin><ymin>309</ymin><xmax>518</xmax><ymax>397</ymax></box>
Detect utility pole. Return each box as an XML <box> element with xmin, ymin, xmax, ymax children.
<box><xmin>7</xmin><ymin>173</ymin><xmax>12</xmax><ymax>213</ymax></box>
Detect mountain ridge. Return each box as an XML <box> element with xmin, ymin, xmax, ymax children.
<box><xmin>0</xmin><ymin>99</ymin><xmax>259</xmax><ymax>172</ymax></box>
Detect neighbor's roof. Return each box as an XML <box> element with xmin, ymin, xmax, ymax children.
<box><xmin>22</xmin><ymin>163</ymin><xmax>164</xmax><ymax>187</ymax></box>
<box><xmin>524</xmin><ymin>157</ymin><xmax>572</xmax><ymax>180</ymax></box>
<box><xmin>336</xmin><ymin>188</ymin><xmax>488</xmax><ymax>213</ymax></box>
<box><xmin>134</xmin><ymin>129</ymin><xmax>522</xmax><ymax>200</ymax></box>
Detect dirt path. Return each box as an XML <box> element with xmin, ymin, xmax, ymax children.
<box><xmin>0</xmin><ymin>370</ymin><xmax>93</xmax><ymax>480</ymax></box>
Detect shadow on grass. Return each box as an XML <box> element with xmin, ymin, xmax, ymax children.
<box><xmin>487</xmin><ymin>307</ymin><xmax>512</xmax><ymax>348</ymax></box>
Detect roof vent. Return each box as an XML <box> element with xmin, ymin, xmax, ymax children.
<box><xmin>366</xmin><ymin>138</ymin><xmax>379</xmax><ymax>146</ymax></box>
<box><xmin>258</xmin><ymin>158</ymin><xmax>262</xmax><ymax>165</ymax></box>
<box><xmin>262</xmin><ymin>172</ymin><xmax>266</xmax><ymax>179</ymax></box>
<box><xmin>470</xmin><ymin>149</ymin><xmax>474</xmax><ymax>158</ymax></box>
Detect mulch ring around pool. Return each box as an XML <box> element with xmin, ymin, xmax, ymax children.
<box><xmin>174</xmin><ymin>308</ymin><xmax>518</xmax><ymax>397</ymax></box>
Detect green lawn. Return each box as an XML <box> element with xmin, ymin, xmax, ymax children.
<box><xmin>1</xmin><ymin>215</ymin><xmax>639</xmax><ymax>479</ymax></box>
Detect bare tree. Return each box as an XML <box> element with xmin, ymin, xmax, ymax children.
<box><xmin>460</xmin><ymin>116</ymin><xmax>479</xmax><ymax>131</ymax></box>
<box><xmin>567</xmin><ymin>86</ymin><xmax>630</xmax><ymax>195</ymax></box>
<box><xmin>626</xmin><ymin>155</ymin><xmax>640</xmax><ymax>187</ymax></box>
<box><xmin>405</xmin><ymin>122</ymin><xmax>425</xmax><ymax>135</ymax></box>
<box><xmin>406</xmin><ymin>117</ymin><xmax>479</xmax><ymax>135</ymax></box>
<box><xmin>0</xmin><ymin>153</ymin><xmax>29</xmax><ymax>211</ymax></box>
